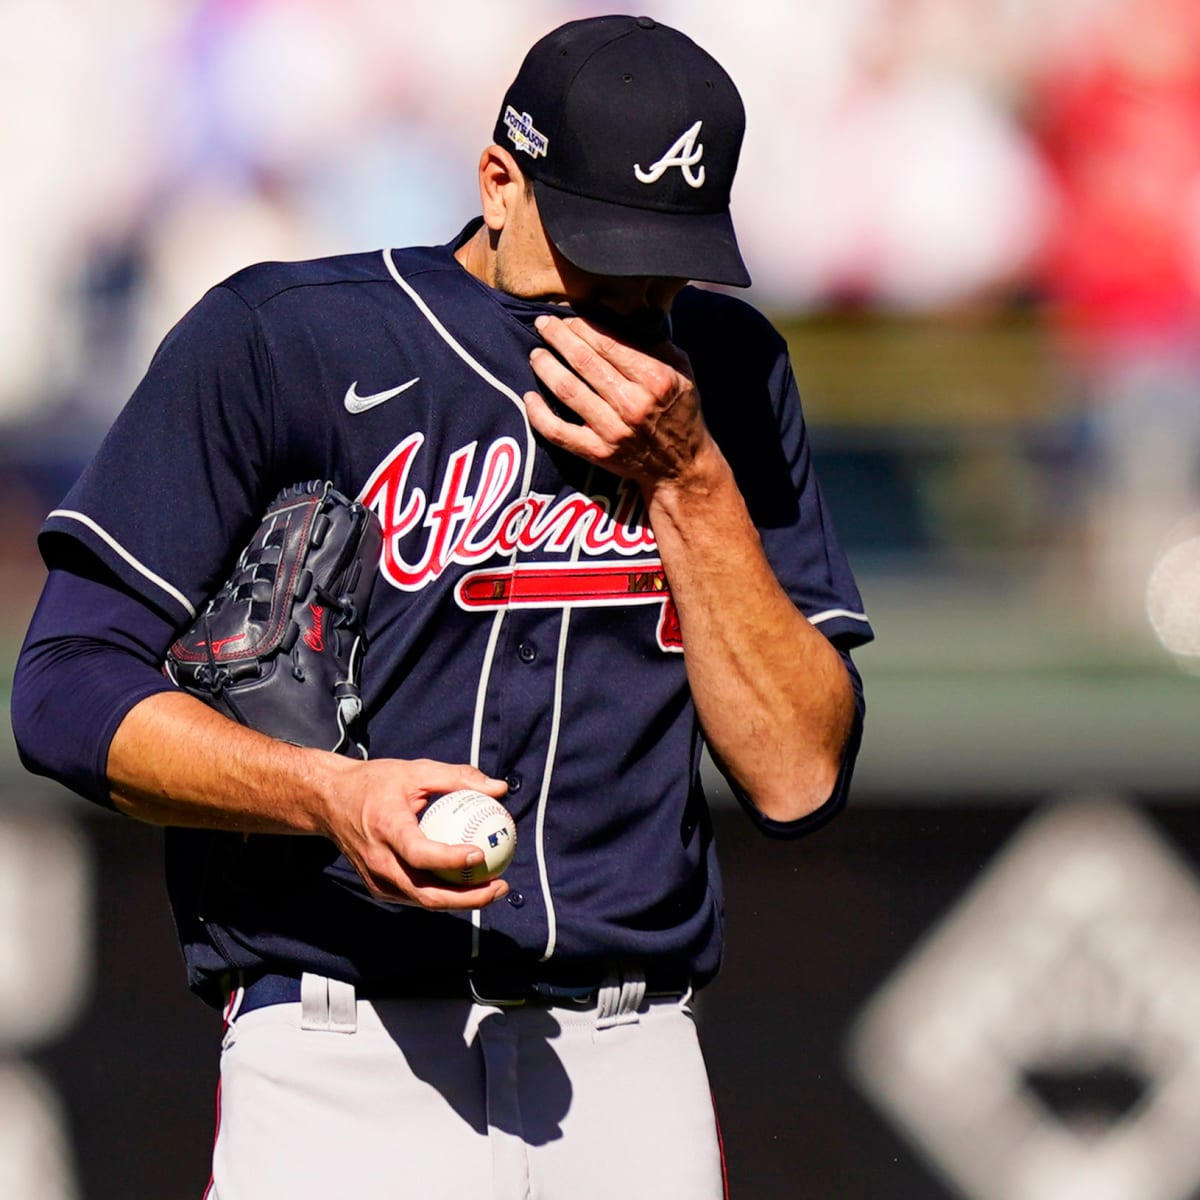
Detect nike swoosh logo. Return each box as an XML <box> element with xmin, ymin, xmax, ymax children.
<box><xmin>344</xmin><ymin>377</ymin><xmax>420</xmax><ymax>414</ymax></box>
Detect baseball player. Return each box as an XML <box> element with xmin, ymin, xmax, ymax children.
<box><xmin>13</xmin><ymin>15</ymin><xmax>871</xmax><ymax>1200</ymax></box>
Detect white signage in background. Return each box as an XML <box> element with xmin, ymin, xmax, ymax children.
<box><xmin>848</xmin><ymin>796</ymin><xmax>1200</xmax><ymax>1200</ymax></box>
<box><xmin>0</xmin><ymin>812</ymin><xmax>90</xmax><ymax>1200</ymax></box>
<box><xmin>0</xmin><ymin>1061</ymin><xmax>80</xmax><ymax>1200</ymax></box>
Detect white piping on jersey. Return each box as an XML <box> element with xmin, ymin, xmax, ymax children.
<box><xmin>469</xmin><ymin>610</ymin><xmax>507</xmax><ymax>776</ymax></box>
<box><xmin>470</xmin><ymin>606</ymin><xmax>510</xmax><ymax>961</ymax></box>
<box><xmin>809</xmin><ymin>607</ymin><xmax>869</xmax><ymax>626</ymax></box>
<box><xmin>382</xmin><ymin>250</ymin><xmax>569</xmax><ymax>959</ymax></box>
<box><xmin>46</xmin><ymin>509</ymin><xmax>196</xmax><ymax>619</ymax></box>
<box><xmin>380</xmin><ymin>248</ymin><xmax>537</xmax><ymax>738</ymax></box>
<box><xmin>382</xmin><ymin>250</ymin><xmax>532</xmax><ymax>422</ymax></box>
<box><xmin>533</xmin><ymin>465</ymin><xmax>595</xmax><ymax>961</ymax></box>
<box><xmin>535</xmin><ymin>604</ymin><xmax>572</xmax><ymax>960</ymax></box>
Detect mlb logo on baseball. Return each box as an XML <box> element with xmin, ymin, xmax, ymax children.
<box><xmin>420</xmin><ymin>790</ymin><xmax>517</xmax><ymax>884</ymax></box>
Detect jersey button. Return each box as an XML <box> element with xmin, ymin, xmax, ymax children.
<box><xmin>517</xmin><ymin>641</ymin><xmax>537</xmax><ymax>663</ymax></box>
<box><xmin>505</xmin><ymin>773</ymin><xmax>522</xmax><ymax>793</ymax></box>
<box><xmin>506</xmin><ymin>890</ymin><xmax>525</xmax><ymax>907</ymax></box>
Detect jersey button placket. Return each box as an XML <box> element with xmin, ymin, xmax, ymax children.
<box><xmin>516</xmin><ymin>641</ymin><xmax>537</xmax><ymax>663</ymax></box>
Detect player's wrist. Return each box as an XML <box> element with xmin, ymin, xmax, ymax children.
<box><xmin>293</xmin><ymin>746</ymin><xmax>359</xmax><ymax>839</ymax></box>
<box><xmin>642</xmin><ymin>437</ymin><xmax>733</xmax><ymax>518</ymax></box>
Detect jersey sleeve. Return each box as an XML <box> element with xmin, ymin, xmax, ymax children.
<box><xmin>761</xmin><ymin>352</ymin><xmax>873</xmax><ymax>649</ymax></box>
<box><xmin>679</xmin><ymin>290</ymin><xmax>873</xmax><ymax>650</ymax></box>
<box><xmin>674</xmin><ymin>290</ymin><xmax>873</xmax><ymax>834</ymax></box>
<box><xmin>39</xmin><ymin>283</ymin><xmax>282</xmax><ymax>625</ymax></box>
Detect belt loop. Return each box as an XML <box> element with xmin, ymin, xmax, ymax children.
<box><xmin>223</xmin><ymin>970</ymin><xmax>246</xmax><ymax>1028</ymax></box>
<box><xmin>595</xmin><ymin>964</ymin><xmax>646</xmax><ymax>1032</ymax></box>
<box><xmin>221</xmin><ymin>970</ymin><xmax>246</xmax><ymax>1051</ymax></box>
<box><xmin>300</xmin><ymin>972</ymin><xmax>358</xmax><ymax>1034</ymax></box>
<box><xmin>328</xmin><ymin>977</ymin><xmax>358</xmax><ymax>1033</ymax></box>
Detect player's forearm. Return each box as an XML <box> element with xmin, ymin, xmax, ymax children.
<box><xmin>108</xmin><ymin>690</ymin><xmax>513</xmax><ymax>908</ymax></box>
<box><xmin>107</xmin><ymin>690</ymin><xmax>338</xmax><ymax>834</ymax></box>
<box><xmin>645</xmin><ymin>443</ymin><xmax>856</xmax><ymax>822</ymax></box>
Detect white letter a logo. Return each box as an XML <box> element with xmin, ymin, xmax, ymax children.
<box><xmin>634</xmin><ymin>121</ymin><xmax>705</xmax><ymax>189</ymax></box>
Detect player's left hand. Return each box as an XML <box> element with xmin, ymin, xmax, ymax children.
<box><xmin>524</xmin><ymin>313</ymin><xmax>715</xmax><ymax>492</ymax></box>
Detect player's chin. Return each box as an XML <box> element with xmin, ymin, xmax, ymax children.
<box><xmin>573</xmin><ymin>302</ymin><xmax>671</xmax><ymax>348</ymax></box>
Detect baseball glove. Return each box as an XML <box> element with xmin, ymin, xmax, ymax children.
<box><xmin>165</xmin><ymin>481</ymin><xmax>382</xmax><ymax>758</ymax></box>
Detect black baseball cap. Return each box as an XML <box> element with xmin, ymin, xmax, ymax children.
<box><xmin>493</xmin><ymin>15</ymin><xmax>751</xmax><ymax>288</ymax></box>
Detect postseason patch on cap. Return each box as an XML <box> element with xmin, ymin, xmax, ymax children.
<box><xmin>503</xmin><ymin>105</ymin><xmax>548</xmax><ymax>159</ymax></box>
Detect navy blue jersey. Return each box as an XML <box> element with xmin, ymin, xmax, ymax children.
<box><xmin>40</xmin><ymin>222</ymin><xmax>872</xmax><ymax>1004</ymax></box>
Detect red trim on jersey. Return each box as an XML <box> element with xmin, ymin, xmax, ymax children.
<box><xmin>201</xmin><ymin>1076</ymin><xmax>222</xmax><ymax>1200</ymax></box>
<box><xmin>457</xmin><ymin>561</ymin><xmax>669</xmax><ymax>607</ymax></box>
<box><xmin>712</xmin><ymin>1087</ymin><xmax>730</xmax><ymax>1199</ymax></box>
<box><xmin>202</xmin><ymin>985</ymin><xmax>242</xmax><ymax>1198</ymax></box>
<box><xmin>456</xmin><ymin>562</ymin><xmax>683</xmax><ymax>650</ymax></box>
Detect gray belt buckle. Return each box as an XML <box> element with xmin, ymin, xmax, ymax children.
<box><xmin>468</xmin><ymin>970</ymin><xmax>527</xmax><ymax>1007</ymax></box>
<box><xmin>467</xmin><ymin>970</ymin><xmax>597</xmax><ymax>1007</ymax></box>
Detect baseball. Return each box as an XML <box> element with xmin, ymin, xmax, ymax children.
<box><xmin>419</xmin><ymin>790</ymin><xmax>517</xmax><ymax>884</ymax></box>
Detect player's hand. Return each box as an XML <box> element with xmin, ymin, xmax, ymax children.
<box><xmin>524</xmin><ymin>313</ymin><xmax>716</xmax><ymax>494</ymax></box>
<box><xmin>316</xmin><ymin>756</ymin><xmax>510</xmax><ymax>910</ymax></box>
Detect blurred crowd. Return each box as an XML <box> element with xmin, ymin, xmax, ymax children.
<box><xmin>2</xmin><ymin>0</ymin><xmax>1199</xmax><ymax>626</ymax></box>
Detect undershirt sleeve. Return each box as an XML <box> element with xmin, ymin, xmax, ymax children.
<box><xmin>11</xmin><ymin>557</ymin><xmax>183</xmax><ymax>808</ymax></box>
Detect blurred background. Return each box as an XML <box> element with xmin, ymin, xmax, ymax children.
<box><xmin>4</xmin><ymin>0</ymin><xmax>1200</xmax><ymax>1196</ymax></box>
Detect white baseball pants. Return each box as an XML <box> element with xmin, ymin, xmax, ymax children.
<box><xmin>203</xmin><ymin>972</ymin><xmax>727</xmax><ymax>1200</ymax></box>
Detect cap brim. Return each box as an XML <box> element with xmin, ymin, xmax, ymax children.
<box><xmin>533</xmin><ymin>180</ymin><xmax>751</xmax><ymax>288</ymax></box>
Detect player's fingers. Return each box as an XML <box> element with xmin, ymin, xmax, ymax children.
<box><xmin>654</xmin><ymin>337</ymin><xmax>695</xmax><ymax>380</ymax></box>
<box><xmin>399</xmin><ymin>822</ymin><xmax>487</xmax><ymax>872</ymax></box>
<box><xmin>528</xmin><ymin>347</ymin><xmax>630</xmax><ymax>441</ymax></box>
<box><xmin>534</xmin><ymin>314</ymin><xmax>635</xmax><ymax>395</ymax></box>
<box><xmin>390</xmin><ymin>830</ymin><xmax>511</xmax><ymax>909</ymax></box>
<box><xmin>540</xmin><ymin>312</ymin><xmax>683</xmax><ymax>391</ymax></box>
<box><xmin>363</xmin><ymin>864</ymin><xmax>508</xmax><ymax>910</ymax></box>
<box><xmin>350</xmin><ymin>830</ymin><xmax>508</xmax><ymax>909</ymax></box>
<box><xmin>522</xmin><ymin>387</ymin><xmax>623</xmax><ymax>464</ymax></box>
<box><xmin>401</xmin><ymin>759</ymin><xmax>508</xmax><ymax>804</ymax></box>
<box><xmin>536</xmin><ymin>315</ymin><xmax>688</xmax><ymax>428</ymax></box>
<box><xmin>401</xmin><ymin>877</ymin><xmax>510</xmax><ymax>911</ymax></box>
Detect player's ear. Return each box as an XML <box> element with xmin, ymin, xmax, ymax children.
<box><xmin>478</xmin><ymin>145</ymin><xmax>525</xmax><ymax>234</ymax></box>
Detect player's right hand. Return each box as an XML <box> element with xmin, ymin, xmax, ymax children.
<box><xmin>314</xmin><ymin>755</ymin><xmax>510</xmax><ymax>910</ymax></box>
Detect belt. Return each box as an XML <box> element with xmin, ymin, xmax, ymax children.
<box><xmin>236</xmin><ymin>964</ymin><xmax>690</xmax><ymax>1016</ymax></box>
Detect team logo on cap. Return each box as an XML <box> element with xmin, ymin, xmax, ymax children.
<box><xmin>503</xmin><ymin>106</ymin><xmax>549</xmax><ymax>159</ymax></box>
<box><xmin>634</xmin><ymin>120</ymin><xmax>705</xmax><ymax>189</ymax></box>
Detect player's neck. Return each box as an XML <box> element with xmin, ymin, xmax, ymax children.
<box><xmin>453</xmin><ymin>223</ymin><xmax>496</xmax><ymax>290</ymax></box>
